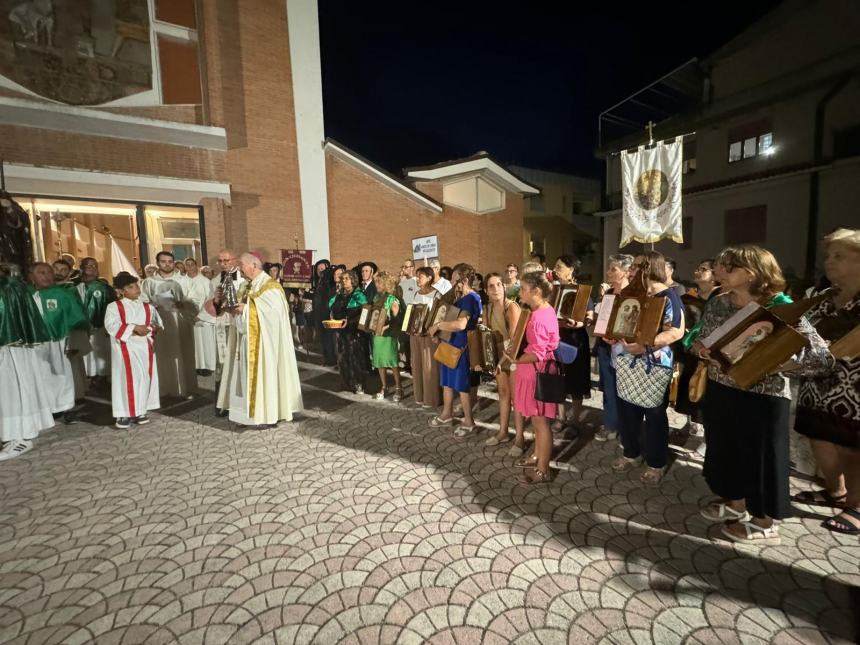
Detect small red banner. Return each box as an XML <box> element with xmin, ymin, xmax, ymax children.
<box><xmin>280</xmin><ymin>249</ymin><xmax>314</xmax><ymax>286</ymax></box>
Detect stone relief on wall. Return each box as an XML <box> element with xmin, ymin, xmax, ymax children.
<box><xmin>0</xmin><ymin>0</ymin><xmax>151</xmax><ymax>105</ymax></box>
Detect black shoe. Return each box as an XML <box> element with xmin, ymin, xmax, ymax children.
<box><xmin>134</xmin><ymin>415</ymin><xmax>150</xmax><ymax>425</ymax></box>
<box><xmin>115</xmin><ymin>417</ymin><xmax>131</xmax><ymax>429</ymax></box>
<box><xmin>215</xmin><ymin>408</ymin><xmax>229</xmax><ymax>418</ymax></box>
<box><xmin>63</xmin><ymin>411</ymin><xmax>77</xmax><ymax>425</ymax></box>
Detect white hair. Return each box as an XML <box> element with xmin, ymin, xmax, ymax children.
<box><xmin>240</xmin><ymin>253</ymin><xmax>263</xmax><ymax>269</ymax></box>
<box><xmin>428</xmin><ymin>258</ymin><xmax>441</xmax><ymax>269</ymax></box>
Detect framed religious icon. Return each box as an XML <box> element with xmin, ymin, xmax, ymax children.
<box><xmin>604</xmin><ymin>294</ymin><xmax>667</xmax><ymax>346</ymax></box>
<box><xmin>551</xmin><ymin>284</ymin><xmax>593</xmax><ymax>323</ymax></box>
<box><xmin>700</xmin><ymin>302</ymin><xmax>808</xmax><ymax>389</ymax></box>
<box><xmin>401</xmin><ymin>303</ymin><xmax>430</xmax><ymax>335</ymax></box>
<box><xmin>508</xmin><ymin>309</ymin><xmax>532</xmax><ymax>359</ymax></box>
<box><xmin>357</xmin><ymin>303</ymin><xmax>387</xmax><ymax>335</ymax></box>
<box><xmin>438</xmin><ymin>304</ymin><xmax>463</xmax><ymax>343</ymax></box>
<box><xmin>811</xmin><ymin>304</ymin><xmax>860</xmax><ymax>360</ymax></box>
<box><xmin>467</xmin><ymin>326</ymin><xmax>504</xmax><ymax>372</ymax></box>
<box><xmin>829</xmin><ymin>325</ymin><xmax>860</xmax><ymax>360</ymax></box>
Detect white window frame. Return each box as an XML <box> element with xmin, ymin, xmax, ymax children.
<box><xmin>147</xmin><ymin>0</ymin><xmax>199</xmax><ymax>105</ymax></box>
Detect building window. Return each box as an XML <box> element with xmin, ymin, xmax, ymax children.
<box><xmin>529</xmin><ymin>235</ymin><xmax>545</xmax><ymax>256</ymax></box>
<box><xmin>153</xmin><ymin>0</ymin><xmax>202</xmax><ymax>105</ymax></box>
<box><xmin>683</xmin><ymin>139</ymin><xmax>697</xmax><ymax>174</ymax></box>
<box><xmin>728</xmin><ymin>119</ymin><xmax>774</xmax><ymax>163</ymax></box>
<box><xmin>530</xmin><ymin>195</ymin><xmax>545</xmax><ymax>212</ymax></box>
<box><xmin>681</xmin><ymin>217</ymin><xmax>693</xmax><ymax>250</ymax></box>
<box><xmin>572</xmin><ymin>201</ymin><xmax>583</xmax><ymax>214</ymax></box>
<box><xmin>16</xmin><ymin>197</ymin><xmax>204</xmax><ymax>270</ymax></box>
<box><xmin>561</xmin><ymin>195</ymin><xmax>567</xmax><ymax>214</ymax></box>
<box><xmin>725</xmin><ymin>205</ymin><xmax>767</xmax><ymax>245</ymax></box>
<box><xmin>729</xmin><ymin>141</ymin><xmax>743</xmax><ymax>163</ymax></box>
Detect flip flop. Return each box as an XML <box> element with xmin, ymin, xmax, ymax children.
<box><xmin>429</xmin><ymin>416</ymin><xmax>453</xmax><ymax>427</ymax></box>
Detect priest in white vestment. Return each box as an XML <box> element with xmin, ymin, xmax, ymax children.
<box><xmin>183</xmin><ymin>258</ymin><xmax>216</xmax><ymax>373</ymax></box>
<box><xmin>140</xmin><ymin>251</ymin><xmax>197</xmax><ymax>398</ymax></box>
<box><xmin>217</xmin><ymin>253</ymin><xmax>302</xmax><ymax>427</ymax></box>
<box><xmin>104</xmin><ymin>272</ymin><xmax>161</xmax><ymax>429</ymax></box>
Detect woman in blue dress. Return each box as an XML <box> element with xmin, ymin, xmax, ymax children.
<box><xmin>426</xmin><ymin>263</ymin><xmax>482</xmax><ymax>438</ymax></box>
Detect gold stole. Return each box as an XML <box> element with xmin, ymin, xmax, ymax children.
<box><xmin>244</xmin><ymin>278</ymin><xmax>285</xmax><ymax>418</ymax></box>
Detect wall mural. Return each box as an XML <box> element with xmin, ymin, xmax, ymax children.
<box><xmin>0</xmin><ymin>0</ymin><xmax>151</xmax><ymax>105</ymax></box>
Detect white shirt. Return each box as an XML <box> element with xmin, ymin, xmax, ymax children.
<box><xmin>432</xmin><ymin>277</ymin><xmax>452</xmax><ymax>295</ymax></box>
<box><xmin>399</xmin><ymin>277</ymin><xmax>418</xmax><ymax>304</ymax></box>
<box><xmin>413</xmin><ymin>290</ymin><xmax>439</xmax><ymax>306</ymax></box>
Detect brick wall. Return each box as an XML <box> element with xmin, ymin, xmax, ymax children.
<box><xmin>198</xmin><ymin>0</ymin><xmax>304</xmax><ymax>263</ymax></box>
<box><xmin>0</xmin><ymin>0</ymin><xmax>307</xmax><ymax>267</ymax></box>
<box><xmin>326</xmin><ymin>155</ymin><xmax>525</xmax><ymax>276</ymax></box>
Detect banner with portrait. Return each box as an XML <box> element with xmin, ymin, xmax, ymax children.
<box><xmin>280</xmin><ymin>249</ymin><xmax>313</xmax><ymax>287</ymax></box>
<box><xmin>621</xmin><ymin>136</ymin><xmax>683</xmax><ymax>247</ymax></box>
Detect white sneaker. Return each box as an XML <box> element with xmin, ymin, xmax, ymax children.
<box><xmin>355</xmin><ymin>385</ymin><xmax>364</xmax><ymax>395</ymax></box>
<box><xmin>375</xmin><ymin>391</ymin><xmax>385</xmax><ymax>401</ymax></box>
<box><xmin>0</xmin><ymin>440</ymin><xmax>33</xmax><ymax>461</ymax></box>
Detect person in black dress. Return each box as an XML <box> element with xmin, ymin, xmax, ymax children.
<box><xmin>552</xmin><ymin>255</ymin><xmax>593</xmax><ymax>432</ymax></box>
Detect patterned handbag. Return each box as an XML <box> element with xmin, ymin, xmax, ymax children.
<box><xmin>613</xmin><ymin>350</ymin><xmax>673</xmax><ymax>408</ymax></box>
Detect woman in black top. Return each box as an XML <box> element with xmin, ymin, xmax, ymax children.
<box><xmin>552</xmin><ymin>255</ymin><xmax>593</xmax><ymax>431</ymax></box>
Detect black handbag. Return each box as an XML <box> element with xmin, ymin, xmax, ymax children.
<box><xmin>534</xmin><ymin>359</ymin><xmax>566</xmax><ymax>404</ymax></box>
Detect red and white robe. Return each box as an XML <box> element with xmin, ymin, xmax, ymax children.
<box><xmin>104</xmin><ymin>299</ymin><xmax>161</xmax><ymax>418</ymax></box>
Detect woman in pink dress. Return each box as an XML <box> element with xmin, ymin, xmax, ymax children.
<box><xmin>500</xmin><ymin>271</ymin><xmax>560</xmax><ymax>484</ymax></box>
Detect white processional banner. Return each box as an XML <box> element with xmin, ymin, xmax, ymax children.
<box><xmin>620</xmin><ymin>136</ymin><xmax>683</xmax><ymax>247</ymax></box>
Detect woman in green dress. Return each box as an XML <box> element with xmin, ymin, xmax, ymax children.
<box><xmin>371</xmin><ymin>271</ymin><xmax>403</xmax><ymax>401</ymax></box>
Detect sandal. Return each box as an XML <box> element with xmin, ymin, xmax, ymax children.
<box><xmin>721</xmin><ymin>520</ymin><xmax>781</xmax><ymax>545</ymax></box>
<box><xmin>508</xmin><ymin>443</ymin><xmax>525</xmax><ymax>458</ymax></box>
<box><xmin>429</xmin><ymin>416</ymin><xmax>453</xmax><ymax>427</ymax></box>
<box><xmin>821</xmin><ymin>508</ymin><xmax>860</xmax><ymax>535</ymax></box>
<box><xmin>518</xmin><ymin>468</ymin><xmax>554</xmax><ymax>485</ymax></box>
<box><xmin>392</xmin><ymin>388</ymin><xmax>404</xmax><ymax>403</ymax></box>
<box><xmin>453</xmin><ymin>424</ymin><xmax>475</xmax><ymax>438</ymax></box>
<box><xmin>640</xmin><ymin>467</ymin><xmax>664</xmax><ymax>485</ymax></box>
<box><xmin>700</xmin><ymin>501</ymin><xmax>750</xmax><ymax>523</ymax></box>
<box><xmin>791</xmin><ymin>489</ymin><xmax>847</xmax><ymax>508</ymax></box>
<box><xmin>515</xmin><ymin>453</ymin><xmax>537</xmax><ymax>468</ymax></box>
<box><xmin>485</xmin><ymin>434</ymin><xmax>511</xmax><ymax>446</ymax></box>
<box><xmin>612</xmin><ymin>456</ymin><xmax>638</xmax><ymax>472</ymax></box>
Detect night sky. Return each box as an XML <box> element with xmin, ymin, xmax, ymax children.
<box><xmin>318</xmin><ymin>1</ymin><xmax>782</xmax><ymax>178</ymax></box>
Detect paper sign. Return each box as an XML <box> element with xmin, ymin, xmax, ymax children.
<box><xmin>412</xmin><ymin>235</ymin><xmax>438</xmax><ymax>261</ymax></box>
<box><xmin>593</xmin><ymin>294</ymin><xmax>615</xmax><ymax>336</ymax></box>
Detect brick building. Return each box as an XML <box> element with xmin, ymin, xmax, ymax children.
<box><xmin>0</xmin><ymin>0</ymin><xmax>533</xmax><ymax>278</ymax></box>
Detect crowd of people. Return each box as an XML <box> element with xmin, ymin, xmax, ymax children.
<box><xmin>0</xmin><ymin>249</ymin><xmax>303</xmax><ymax>449</ymax></box>
<box><xmin>0</xmin><ymin>228</ymin><xmax>857</xmax><ymax>545</ymax></box>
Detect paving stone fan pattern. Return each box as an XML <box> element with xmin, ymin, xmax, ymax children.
<box><xmin>0</xmin><ymin>361</ymin><xmax>857</xmax><ymax>644</ymax></box>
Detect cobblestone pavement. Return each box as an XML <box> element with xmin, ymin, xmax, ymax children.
<box><xmin>0</xmin><ymin>354</ymin><xmax>857</xmax><ymax>644</ymax></box>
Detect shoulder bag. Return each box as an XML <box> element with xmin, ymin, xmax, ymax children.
<box><xmin>434</xmin><ymin>341</ymin><xmax>464</xmax><ymax>369</ymax></box>
<box><xmin>613</xmin><ymin>349</ymin><xmax>673</xmax><ymax>408</ymax></box>
<box><xmin>688</xmin><ymin>361</ymin><xmax>708</xmax><ymax>403</ymax></box>
<box><xmin>534</xmin><ymin>359</ymin><xmax>566</xmax><ymax>403</ymax></box>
